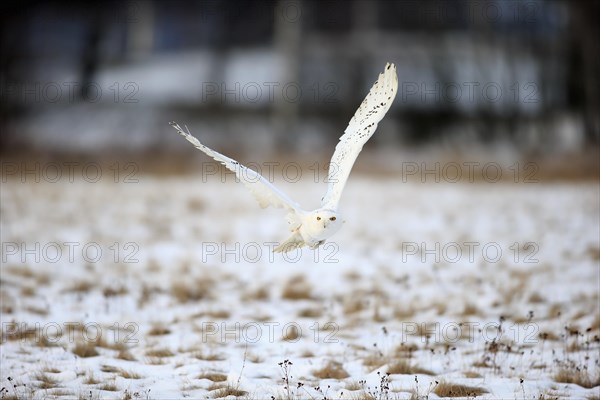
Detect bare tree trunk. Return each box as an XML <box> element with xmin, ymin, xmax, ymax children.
<box><xmin>80</xmin><ymin>7</ymin><xmax>103</xmax><ymax>100</ymax></box>
<box><xmin>127</xmin><ymin>0</ymin><xmax>155</xmax><ymax>60</ymax></box>
<box><xmin>569</xmin><ymin>1</ymin><xmax>600</xmax><ymax>143</ymax></box>
<box><xmin>272</xmin><ymin>0</ymin><xmax>302</xmax><ymax>151</ymax></box>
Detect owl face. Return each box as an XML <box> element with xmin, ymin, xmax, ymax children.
<box><xmin>305</xmin><ymin>209</ymin><xmax>343</xmax><ymax>239</ymax></box>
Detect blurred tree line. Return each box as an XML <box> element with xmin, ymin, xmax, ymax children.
<box><xmin>0</xmin><ymin>0</ymin><xmax>598</xmax><ymax>154</ymax></box>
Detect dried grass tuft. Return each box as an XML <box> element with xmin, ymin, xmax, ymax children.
<box><xmin>281</xmin><ymin>275</ymin><xmax>313</xmax><ymax>300</ymax></box>
<box><xmin>198</xmin><ymin>372</ymin><xmax>228</xmax><ymax>382</ymax></box>
<box><xmin>387</xmin><ymin>360</ymin><xmax>434</xmax><ymax>376</ymax></box>
<box><xmin>433</xmin><ymin>381</ymin><xmax>488</xmax><ymax>397</ymax></box>
<box><xmin>313</xmin><ymin>361</ymin><xmax>349</xmax><ymax>379</ymax></box>
<box><xmin>212</xmin><ymin>384</ymin><xmax>247</xmax><ymax>398</ymax></box>
<box><xmin>554</xmin><ymin>367</ymin><xmax>600</xmax><ymax>389</ymax></box>
<box><xmin>72</xmin><ymin>341</ymin><xmax>99</xmax><ymax>358</ymax></box>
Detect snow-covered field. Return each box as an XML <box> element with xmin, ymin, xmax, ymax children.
<box><xmin>1</xmin><ymin>173</ymin><xmax>598</xmax><ymax>399</ymax></box>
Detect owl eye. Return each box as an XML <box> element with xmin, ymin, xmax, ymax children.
<box><xmin>330</xmin><ymin>217</ymin><xmax>336</xmax><ymax>221</ymax></box>
<box><xmin>316</xmin><ymin>216</ymin><xmax>321</xmax><ymax>221</ymax></box>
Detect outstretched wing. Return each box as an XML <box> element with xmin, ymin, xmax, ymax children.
<box><xmin>321</xmin><ymin>63</ymin><xmax>398</xmax><ymax>210</ymax></box>
<box><xmin>170</xmin><ymin>122</ymin><xmax>302</xmax><ymax>212</ymax></box>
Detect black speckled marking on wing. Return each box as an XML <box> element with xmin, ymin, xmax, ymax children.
<box><xmin>321</xmin><ymin>63</ymin><xmax>398</xmax><ymax>209</ymax></box>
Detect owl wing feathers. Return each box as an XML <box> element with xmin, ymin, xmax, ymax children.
<box><xmin>321</xmin><ymin>63</ymin><xmax>398</xmax><ymax>210</ymax></box>
<box><xmin>170</xmin><ymin>122</ymin><xmax>302</xmax><ymax>213</ymax></box>
<box><xmin>171</xmin><ymin>63</ymin><xmax>397</xmax><ymax>216</ymax></box>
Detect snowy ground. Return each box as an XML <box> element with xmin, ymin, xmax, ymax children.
<box><xmin>1</xmin><ymin>172</ymin><xmax>599</xmax><ymax>399</ymax></box>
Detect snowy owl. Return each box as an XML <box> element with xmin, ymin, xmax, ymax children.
<box><xmin>171</xmin><ymin>63</ymin><xmax>398</xmax><ymax>253</ymax></box>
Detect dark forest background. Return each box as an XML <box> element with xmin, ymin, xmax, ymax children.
<box><xmin>1</xmin><ymin>0</ymin><xmax>598</xmax><ymax>176</ymax></box>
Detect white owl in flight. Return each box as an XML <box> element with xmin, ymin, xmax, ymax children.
<box><xmin>171</xmin><ymin>63</ymin><xmax>398</xmax><ymax>253</ymax></box>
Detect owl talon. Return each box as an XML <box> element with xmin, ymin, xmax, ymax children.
<box><xmin>310</xmin><ymin>240</ymin><xmax>325</xmax><ymax>250</ymax></box>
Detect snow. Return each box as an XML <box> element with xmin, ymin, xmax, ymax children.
<box><xmin>1</xmin><ymin>174</ymin><xmax>598</xmax><ymax>399</ymax></box>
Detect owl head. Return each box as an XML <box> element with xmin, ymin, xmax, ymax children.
<box><xmin>305</xmin><ymin>208</ymin><xmax>343</xmax><ymax>239</ymax></box>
